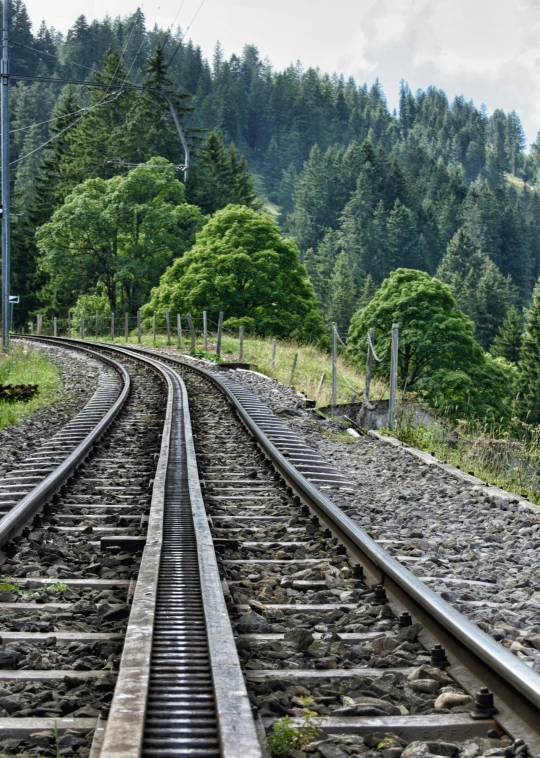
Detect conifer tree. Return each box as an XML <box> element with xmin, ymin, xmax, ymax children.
<box><xmin>63</xmin><ymin>49</ymin><xmax>134</xmax><ymax>187</ymax></box>
<box><xmin>30</xmin><ymin>86</ymin><xmax>82</xmax><ymax>226</ymax></box>
<box><xmin>188</xmin><ymin>131</ymin><xmax>258</xmax><ymax>214</ymax></box>
<box><xmin>327</xmin><ymin>252</ymin><xmax>357</xmax><ymax>336</ymax></box>
<box><xmin>437</xmin><ymin>228</ymin><xmax>516</xmax><ymax>348</ymax></box>
<box><xmin>490</xmin><ymin>305</ymin><xmax>523</xmax><ymax>364</ymax></box>
<box><xmin>122</xmin><ymin>42</ymin><xmax>192</xmax><ymax>166</ymax></box>
<box><xmin>517</xmin><ymin>279</ymin><xmax>540</xmax><ymax>423</ymax></box>
<box><xmin>357</xmin><ymin>274</ymin><xmax>377</xmax><ymax>310</ymax></box>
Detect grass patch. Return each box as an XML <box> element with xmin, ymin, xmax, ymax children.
<box><xmin>84</xmin><ymin>330</ymin><xmax>387</xmax><ymax>407</ymax></box>
<box><xmin>388</xmin><ymin>410</ymin><xmax>540</xmax><ymax>504</ymax></box>
<box><xmin>0</xmin><ymin>346</ymin><xmax>60</xmax><ymax>430</ymax></box>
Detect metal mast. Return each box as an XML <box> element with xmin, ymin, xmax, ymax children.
<box><xmin>1</xmin><ymin>0</ymin><xmax>10</xmax><ymax>349</ymax></box>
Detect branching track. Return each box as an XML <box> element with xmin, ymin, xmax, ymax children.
<box><xmin>0</xmin><ymin>337</ymin><xmax>538</xmax><ymax>758</ymax></box>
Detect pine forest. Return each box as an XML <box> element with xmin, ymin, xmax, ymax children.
<box><xmin>3</xmin><ymin>0</ymin><xmax>540</xmax><ymax>431</ymax></box>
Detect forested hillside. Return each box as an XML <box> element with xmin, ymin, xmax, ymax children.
<box><xmin>4</xmin><ymin>0</ymin><xmax>540</xmax><ymax>353</ymax></box>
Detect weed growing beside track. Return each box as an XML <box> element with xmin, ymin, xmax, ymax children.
<box><xmin>0</xmin><ymin>346</ymin><xmax>59</xmax><ymax>429</ymax></box>
<box><xmin>388</xmin><ymin>412</ymin><xmax>540</xmax><ymax>504</ymax></box>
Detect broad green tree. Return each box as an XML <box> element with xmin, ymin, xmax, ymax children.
<box><xmin>36</xmin><ymin>159</ymin><xmax>203</xmax><ymax>314</ymax></box>
<box><xmin>348</xmin><ymin>268</ymin><xmax>512</xmax><ymax>419</ymax></box>
<box><xmin>142</xmin><ymin>205</ymin><xmax>324</xmax><ymax>339</ymax></box>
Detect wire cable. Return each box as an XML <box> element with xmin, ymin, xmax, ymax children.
<box><xmin>10</xmin><ymin>90</ymin><xmax>122</xmax><ymax>166</ymax></box>
<box><xmin>10</xmin><ymin>40</ymin><xmax>98</xmax><ymax>74</ymax></box>
<box><xmin>9</xmin><ymin>92</ymin><xmax>121</xmax><ymax>134</ymax></box>
<box><xmin>367</xmin><ymin>330</ymin><xmax>391</xmax><ymax>362</ymax></box>
<box><xmin>161</xmin><ymin>0</ymin><xmax>186</xmax><ymax>51</ymax></box>
<box><xmin>10</xmin><ymin>115</ymin><xmax>83</xmax><ymax>166</ymax></box>
<box><xmin>166</xmin><ymin>0</ymin><xmax>206</xmax><ymax>68</ymax></box>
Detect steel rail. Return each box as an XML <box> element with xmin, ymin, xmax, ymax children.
<box><xmin>23</xmin><ymin>339</ymin><xmax>540</xmax><ymax>749</ymax></box>
<box><xmin>0</xmin><ymin>337</ymin><xmax>131</xmax><ymax>549</ymax></box>
<box><xmin>21</xmin><ymin>336</ymin><xmax>260</xmax><ymax>758</ymax></box>
<box><xmin>112</xmin><ymin>344</ymin><xmax>540</xmax><ymax>749</ymax></box>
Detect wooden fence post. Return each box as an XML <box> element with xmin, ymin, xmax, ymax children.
<box><xmin>177</xmin><ymin>314</ymin><xmax>182</xmax><ymax>347</ymax></box>
<box><xmin>53</xmin><ymin>317</ymin><xmax>57</xmax><ymax>337</ymax></box>
<box><xmin>239</xmin><ymin>326</ymin><xmax>244</xmax><ymax>360</ymax></box>
<box><xmin>68</xmin><ymin>311</ymin><xmax>71</xmax><ymax>339</ymax></box>
<box><xmin>203</xmin><ymin>311</ymin><xmax>207</xmax><ymax>351</ymax></box>
<box><xmin>216</xmin><ymin>311</ymin><xmax>224</xmax><ymax>357</ymax></box>
<box><xmin>271</xmin><ymin>339</ymin><xmax>276</xmax><ymax>372</ymax></box>
<box><xmin>95</xmin><ymin>312</ymin><xmax>99</xmax><ymax>339</ymax></box>
<box><xmin>315</xmin><ymin>371</ymin><xmax>325</xmax><ymax>402</ymax></box>
<box><xmin>289</xmin><ymin>352</ymin><xmax>298</xmax><ymax>385</ymax></box>
<box><xmin>165</xmin><ymin>308</ymin><xmax>171</xmax><ymax>344</ymax></box>
<box><xmin>125</xmin><ymin>312</ymin><xmax>129</xmax><ymax>343</ymax></box>
<box><xmin>111</xmin><ymin>312</ymin><xmax>115</xmax><ymax>342</ymax></box>
<box><xmin>81</xmin><ymin>314</ymin><xmax>85</xmax><ymax>340</ymax></box>
<box><xmin>137</xmin><ymin>311</ymin><xmax>141</xmax><ymax>344</ymax></box>
<box><xmin>186</xmin><ymin>313</ymin><xmax>196</xmax><ymax>351</ymax></box>
<box><xmin>153</xmin><ymin>311</ymin><xmax>156</xmax><ymax>345</ymax></box>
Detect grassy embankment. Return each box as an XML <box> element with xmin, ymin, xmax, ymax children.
<box><xmin>0</xmin><ymin>346</ymin><xmax>59</xmax><ymax>429</ymax></box>
<box><xmin>390</xmin><ymin>413</ymin><xmax>540</xmax><ymax>505</ymax></box>
<box><xmin>86</xmin><ymin>331</ymin><xmax>388</xmax><ymax>408</ymax></box>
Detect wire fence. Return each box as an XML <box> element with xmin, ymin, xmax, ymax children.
<box><xmin>10</xmin><ymin>310</ymin><xmax>400</xmax><ymax>423</ymax></box>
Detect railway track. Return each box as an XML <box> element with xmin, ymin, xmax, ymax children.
<box><xmin>0</xmin><ymin>336</ymin><xmax>539</xmax><ymax>758</ymax></box>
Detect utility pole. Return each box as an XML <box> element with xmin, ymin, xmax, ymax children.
<box><xmin>1</xmin><ymin>0</ymin><xmax>10</xmax><ymax>349</ymax></box>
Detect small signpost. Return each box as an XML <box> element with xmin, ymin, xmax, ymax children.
<box><xmin>8</xmin><ymin>295</ymin><xmax>18</xmax><ymax>333</ymax></box>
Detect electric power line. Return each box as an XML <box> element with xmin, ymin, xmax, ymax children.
<box><xmin>10</xmin><ymin>40</ymin><xmax>98</xmax><ymax>74</ymax></box>
<box><xmin>10</xmin><ymin>114</ymin><xmax>83</xmax><ymax>166</ymax></box>
<box><xmin>10</xmin><ymin>90</ymin><xmax>123</xmax><ymax>166</ymax></box>
<box><xmin>9</xmin><ymin>91</ymin><xmax>121</xmax><ymax>135</ymax></box>
<box><xmin>166</xmin><ymin>0</ymin><xmax>206</xmax><ymax>69</ymax></box>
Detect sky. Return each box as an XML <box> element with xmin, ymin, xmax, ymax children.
<box><xmin>24</xmin><ymin>0</ymin><xmax>540</xmax><ymax>145</ymax></box>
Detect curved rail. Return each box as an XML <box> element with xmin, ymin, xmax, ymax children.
<box><xmin>116</xmin><ymin>344</ymin><xmax>540</xmax><ymax>750</ymax></box>
<box><xmin>21</xmin><ymin>338</ymin><xmax>540</xmax><ymax>751</ymax></box>
<box><xmin>19</xmin><ymin>336</ymin><xmax>260</xmax><ymax>758</ymax></box>
<box><xmin>0</xmin><ymin>338</ymin><xmax>131</xmax><ymax>549</ymax></box>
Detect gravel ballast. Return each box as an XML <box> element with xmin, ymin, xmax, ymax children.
<box><xmin>0</xmin><ymin>343</ymin><xmax>102</xmax><ymax>478</ymax></box>
<box><xmin>211</xmin><ymin>366</ymin><xmax>540</xmax><ymax>676</ymax></box>
<box><xmin>184</xmin><ymin>367</ymin><xmax>519</xmax><ymax>758</ymax></box>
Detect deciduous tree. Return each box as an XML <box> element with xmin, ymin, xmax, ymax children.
<box><xmin>142</xmin><ymin>205</ymin><xmax>324</xmax><ymax>339</ymax></box>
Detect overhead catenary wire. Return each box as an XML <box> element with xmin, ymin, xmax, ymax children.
<box><xmin>160</xmin><ymin>0</ymin><xmax>186</xmax><ymax>52</ymax></box>
<box><xmin>9</xmin><ymin>90</ymin><xmax>123</xmax><ymax>166</ymax></box>
<box><xmin>166</xmin><ymin>0</ymin><xmax>206</xmax><ymax>69</ymax></box>
<box><xmin>10</xmin><ymin>40</ymin><xmax>99</xmax><ymax>75</ymax></box>
<box><xmin>9</xmin><ymin>91</ymin><xmax>121</xmax><ymax>135</ymax></box>
<box><xmin>9</xmin><ymin>10</ymin><xmax>145</xmax><ymax>142</ymax></box>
